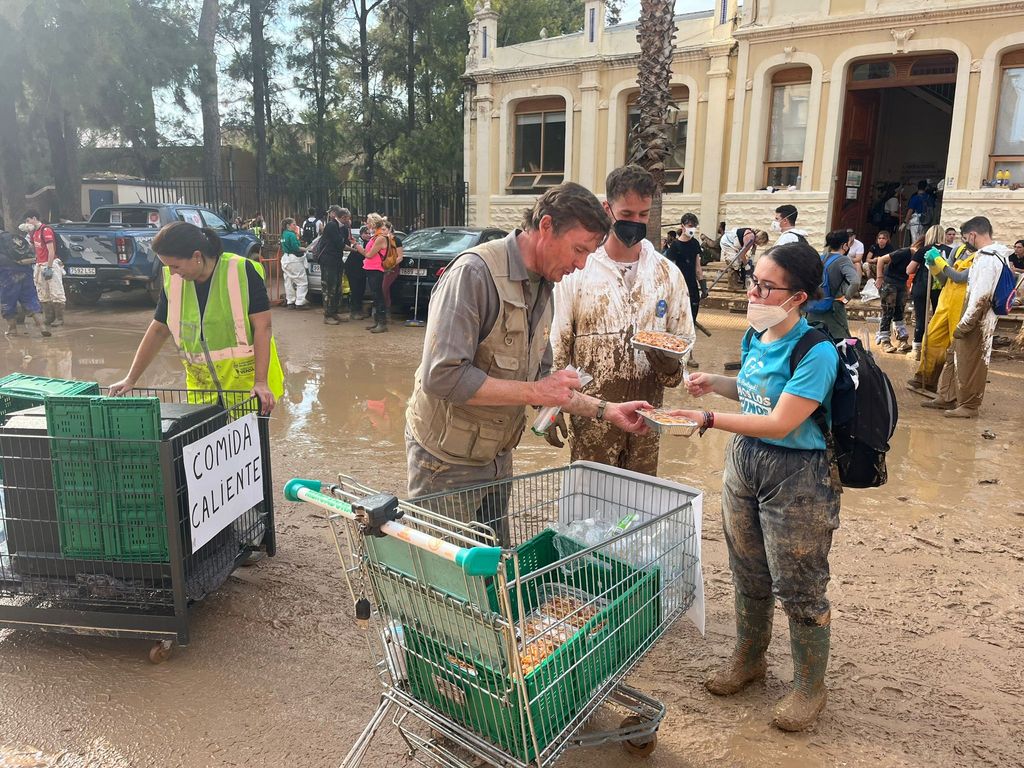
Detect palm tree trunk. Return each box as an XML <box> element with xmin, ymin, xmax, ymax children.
<box><xmin>633</xmin><ymin>0</ymin><xmax>676</xmax><ymax>245</ymax></box>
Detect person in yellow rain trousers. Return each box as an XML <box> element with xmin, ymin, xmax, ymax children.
<box><xmin>905</xmin><ymin>234</ymin><xmax>974</xmax><ymax>396</ymax></box>
<box><xmin>109</xmin><ymin>221</ymin><xmax>284</xmax><ymax>413</ymax></box>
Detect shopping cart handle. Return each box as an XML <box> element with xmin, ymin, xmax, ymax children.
<box><xmin>282</xmin><ymin>478</ymin><xmax>502</xmax><ymax>577</ymax></box>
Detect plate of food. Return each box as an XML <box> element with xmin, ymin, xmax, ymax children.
<box><xmin>636</xmin><ymin>408</ymin><xmax>700</xmax><ymax>437</ymax></box>
<box><xmin>631</xmin><ymin>330</ymin><xmax>695</xmax><ymax>360</ymax></box>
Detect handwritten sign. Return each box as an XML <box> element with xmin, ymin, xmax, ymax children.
<box><xmin>183</xmin><ymin>413</ymin><xmax>264</xmax><ymax>553</ymax></box>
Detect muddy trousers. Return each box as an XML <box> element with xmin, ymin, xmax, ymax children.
<box><xmin>405</xmin><ymin>427</ymin><xmax>513</xmax><ymax>546</ymax></box>
<box><xmin>568</xmin><ymin>416</ymin><xmax>661</xmax><ymax>476</ymax></box>
<box><xmin>721</xmin><ymin>436</ymin><xmax>840</xmax><ymax>624</ymax></box>
<box><xmin>0</xmin><ymin>269</ymin><xmax>41</xmax><ymax>317</ymax></box>
<box><xmin>320</xmin><ymin>260</ymin><xmax>343</xmax><ymax>318</ymax></box>
<box><xmin>877</xmin><ymin>282</ymin><xmax>909</xmax><ymax>343</ymax></box>
<box><xmin>936</xmin><ymin>324</ymin><xmax>990</xmax><ymax>411</ymax></box>
<box><xmin>345</xmin><ymin>254</ymin><xmax>366</xmax><ymax>315</ymax></box>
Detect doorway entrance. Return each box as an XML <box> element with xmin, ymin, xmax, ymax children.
<box><xmin>832</xmin><ymin>54</ymin><xmax>957</xmax><ymax>244</ymax></box>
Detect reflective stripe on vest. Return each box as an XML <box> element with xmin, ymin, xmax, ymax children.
<box><xmin>165</xmin><ymin>254</ymin><xmax>255</xmax><ymax>365</ymax></box>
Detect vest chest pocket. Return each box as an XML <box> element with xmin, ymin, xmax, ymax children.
<box><xmin>439</xmin><ymin>409</ymin><xmax>514</xmax><ymax>462</ymax></box>
<box><xmin>487</xmin><ymin>353</ymin><xmax>521</xmax><ymax>378</ymax></box>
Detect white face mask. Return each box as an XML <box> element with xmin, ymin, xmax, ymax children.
<box><xmin>747</xmin><ymin>295</ymin><xmax>797</xmax><ymax>333</ymax></box>
<box><xmin>770</xmin><ymin>220</ymin><xmax>781</xmax><ymax>232</ymax></box>
<box><xmin>685</xmin><ymin>227</ymin><xmax>697</xmax><ymax>238</ymax></box>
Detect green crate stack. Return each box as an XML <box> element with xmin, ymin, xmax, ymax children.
<box><xmin>0</xmin><ymin>374</ymin><xmax>99</xmax><ymax>423</ymax></box>
<box><xmin>45</xmin><ymin>396</ymin><xmax>167</xmax><ymax>562</ymax></box>
<box><xmin>46</xmin><ymin>396</ymin><xmax>119</xmax><ymax>559</ymax></box>
<box><xmin>402</xmin><ymin>528</ymin><xmax>661</xmax><ymax>763</ymax></box>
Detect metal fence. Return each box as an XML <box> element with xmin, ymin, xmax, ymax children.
<box><xmin>140</xmin><ymin>177</ymin><xmax>469</xmax><ymax>234</ymax></box>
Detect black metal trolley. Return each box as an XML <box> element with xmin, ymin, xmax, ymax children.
<box><xmin>0</xmin><ymin>388</ymin><xmax>274</xmax><ymax>662</ymax></box>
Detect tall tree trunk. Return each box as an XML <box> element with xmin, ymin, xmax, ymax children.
<box><xmin>0</xmin><ymin>27</ymin><xmax>26</xmax><ymax>230</ymax></box>
<box><xmin>250</xmin><ymin>0</ymin><xmax>268</xmax><ymax>213</ymax></box>
<box><xmin>633</xmin><ymin>0</ymin><xmax>675</xmax><ymax>246</ymax></box>
<box><xmin>358</xmin><ymin>0</ymin><xmax>373</xmax><ymax>182</ymax></box>
<box><xmin>198</xmin><ymin>0</ymin><xmax>221</xmax><ymax>198</ymax></box>
<box><xmin>44</xmin><ymin>100</ymin><xmax>81</xmax><ymax>221</ymax></box>
<box><xmin>406</xmin><ymin>7</ymin><xmax>415</xmax><ymax>134</ymax></box>
<box><xmin>315</xmin><ymin>0</ymin><xmax>328</xmax><ymax>179</ymax></box>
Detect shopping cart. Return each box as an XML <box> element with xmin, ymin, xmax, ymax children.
<box><xmin>285</xmin><ymin>461</ymin><xmax>702</xmax><ymax>767</ymax></box>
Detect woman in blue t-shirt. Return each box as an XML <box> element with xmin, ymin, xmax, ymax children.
<box><xmin>669</xmin><ymin>242</ymin><xmax>840</xmax><ymax>732</ymax></box>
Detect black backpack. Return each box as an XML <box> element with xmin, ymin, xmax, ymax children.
<box><xmin>300</xmin><ymin>218</ymin><xmax>319</xmax><ymax>246</ymax></box>
<box><xmin>0</xmin><ymin>230</ymin><xmax>33</xmax><ymax>268</ymax></box>
<box><xmin>791</xmin><ymin>326</ymin><xmax>898</xmax><ymax>488</ymax></box>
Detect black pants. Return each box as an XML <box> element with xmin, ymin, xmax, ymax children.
<box><xmin>366</xmin><ymin>269</ymin><xmax>386</xmax><ymax>321</ymax></box>
<box><xmin>345</xmin><ymin>253</ymin><xmax>366</xmax><ymax>316</ymax></box>
<box><xmin>320</xmin><ymin>259</ymin><xmax>342</xmax><ymax>318</ymax></box>
<box><xmin>690</xmin><ymin>298</ymin><xmax>700</xmax><ymax>323</ymax></box>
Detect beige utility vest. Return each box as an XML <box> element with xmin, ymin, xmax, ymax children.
<box><xmin>407</xmin><ymin>238</ymin><xmax>551</xmax><ymax>466</ymax></box>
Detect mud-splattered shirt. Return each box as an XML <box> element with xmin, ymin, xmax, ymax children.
<box><xmin>551</xmin><ymin>239</ymin><xmax>693</xmax><ymax>405</ymax></box>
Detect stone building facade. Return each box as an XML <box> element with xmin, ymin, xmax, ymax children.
<box><xmin>463</xmin><ymin>0</ymin><xmax>1024</xmax><ymax>244</ymax></box>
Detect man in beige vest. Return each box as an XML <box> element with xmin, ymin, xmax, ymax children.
<box><xmin>405</xmin><ymin>183</ymin><xmax>652</xmax><ymax>542</ymax></box>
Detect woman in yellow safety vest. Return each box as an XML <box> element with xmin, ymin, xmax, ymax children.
<box><xmin>109</xmin><ymin>222</ymin><xmax>284</xmax><ymax>414</ymax></box>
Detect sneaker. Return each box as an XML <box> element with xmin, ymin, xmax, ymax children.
<box><xmin>896</xmin><ymin>339</ymin><xmax>912</xmax><ymax>353</ymax></box>
<box><xmin>286</xmin><ymin>302</ymin><xmax>295</xmax><ymax>309</ymax></box>
<box><xmin>324</xmin><ymin>315</ymin><xmax>341</xmax><ymax>325</ymax></box>
<box><xmin>687</xmin><ymin>358</ymin><xmax>699</xmax><ymax>369</ymax></box>
<box><xmin>879</xmin><ymin>340</ymin><xmax>897</xmax><ymax>353</ymax></box>
<box><xmin>921</xmin><ymin>399</ymin><xmax>956</xmax><ymax>410</ymax></box>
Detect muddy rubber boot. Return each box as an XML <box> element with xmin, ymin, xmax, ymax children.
<box><xmin>31</xmin><ymin>313</ymin><xmax>51</xmax><ymax>337</ymax></box>
<box><xmin>705</xmin><ymin>593</ymin><xmax>774</xmax><ymax>695</ymax></box>
<box><xmin>771</xmin><ymin>618</ymin><xmax>830</xmax><ymax>732</ymax></box>
<box><xmin>369</xmin><ymin>311</ymin><xmax>389</xmax><ymax>334</ymax></box>
<box><xmin>5</xmin><ymin>318</ymin><xmax>17</xmax><ymax>336</ymax></box>
<box><xmin>50</xmin><ymin>304</ymin><xmax>65</xmax><ymax>327</ymax></box>
<box><xmin>42</xmin><ymin>302</ymin><xmax>55</xmax><ymax>326</ymax></box>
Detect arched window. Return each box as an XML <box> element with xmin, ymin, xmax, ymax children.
<box><xmin>851</xmin><ymin>61</ymin><xmax>895</xmax><ymax>81</ymax></box>
<box><xmin>625</xmin><ymin>87</ymin><xmax>689</xmax><ymax>190</ymax></box>
<box><xmin>765</xmin><ymin>67</ymin><xmax>812</xmax><ymax>188</ymax></box>
<box><xmin>508</xmin><ymin>97</ymin><xmax>566</xmax><ymax>194</ymax></box>
<box><xmin>991</xmin><ymin>49</ymin><xmax>1024</xmax><ymax>185</ymax></box>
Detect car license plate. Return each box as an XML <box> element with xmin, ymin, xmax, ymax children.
<box><xmin>309</xmin><ymin>264</ymin><xmax>320</xmax><ymax>275</ymax></box>
<box><xmin>68</xmin><ymin>266</ymin><xmax>96</xmax><ymax>276</ymax></box>
<box><xmin>400</xmin><ymin>267</ymin><xmax>427</xmax><ymax>277</ymax></box>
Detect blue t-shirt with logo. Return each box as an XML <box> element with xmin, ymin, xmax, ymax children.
<box><xmin>737</xmin><ymin>317</ymin><xmax>838</xmax><ymax>451</ymax></box>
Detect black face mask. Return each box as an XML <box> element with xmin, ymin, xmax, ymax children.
<box><xmin>612</xmin><ymin>219</ymin><xmax>647</xmax><ymax>248</ymax></box>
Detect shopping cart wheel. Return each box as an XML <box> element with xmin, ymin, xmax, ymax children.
<box><xmin>619</xmin><ymin>715</ymin><xmax>657</xmax><ymax>757</ymax></box>
<box><xmin>149</xmin><ymin>640</ymin><xmax>175</xmax><ymax>664</ymax></box>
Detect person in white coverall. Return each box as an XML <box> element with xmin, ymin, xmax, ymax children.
<box><xmin>549</xmin><ymin>165</ymin><xmax>695</xmax><ymax>476</ymax></box>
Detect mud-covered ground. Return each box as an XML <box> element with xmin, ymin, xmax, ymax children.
<box><xmin>1</xmin><ymin>294</ymin><xmax>1021</xmax><ymax>768</ymax></box>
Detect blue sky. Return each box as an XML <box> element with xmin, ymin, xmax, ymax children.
<box><xmin>618</xmin><ymin>0</ymin><xmax>714</xmax><ymax>22</ymax></box>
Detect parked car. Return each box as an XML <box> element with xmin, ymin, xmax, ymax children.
<box><xmin>390</xmin><ymin>227</ymin><xmax>508</xmax><ymax>312</ymax></box>
<box><xmin>305</xmin><ymin>230</ymin><xmax>406</xmax><ymax>295</ymax></box>
<box><xmin>54</xmin><ymin>204</ymin><xmax>263</xmax><ymax>306</ymax></box>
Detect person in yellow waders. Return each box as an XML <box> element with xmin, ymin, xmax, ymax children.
<box><xmin>905</xmin><ymin>240</ymin><xmax>974</xmax><ymax>395</ymax></box>
<box><xmin>110</xmin><ymin>221</ymin><xmax>284</xmax><ymax>414</ymax></box>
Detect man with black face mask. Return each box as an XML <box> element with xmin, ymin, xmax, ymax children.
<box><xmin>549</xmin><ymin>165</ymin><xmax>694</xmax><ymax>476</ymax></box>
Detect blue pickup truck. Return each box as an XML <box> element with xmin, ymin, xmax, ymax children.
<box><xmin>54</xmin><ymin>204</ymin><xmax>263</xmax><ymax>305</ymax></box>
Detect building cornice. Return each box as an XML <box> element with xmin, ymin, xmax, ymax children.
<box><xmin>463</xmin><ymin>44</ymin><xmax>722</xmax><ymax>85</ymax></box>
<box><xmin>732</xmin><ymin>1</ymin><xmax>1024</xmax><ymax>44</ymax></box>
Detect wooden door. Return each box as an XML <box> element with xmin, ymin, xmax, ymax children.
<box><xmin>831</xmin><ymin>90</ymin><xmax>880</xmax><ymax>234</ymax></box>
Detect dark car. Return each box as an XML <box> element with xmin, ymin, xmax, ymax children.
<box><xmin>392</xmin><ymin>227</ymin><xmax>508</xmax><ymax>312</ymax></box>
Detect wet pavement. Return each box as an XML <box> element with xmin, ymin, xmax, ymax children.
<box><xmin>1</xmin><ymin>293</ymin><xmax>1022</xmax><ymax>767</ymax></box>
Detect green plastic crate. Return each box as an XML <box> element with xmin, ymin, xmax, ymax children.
<box><xmin>0</xmin><ymin>374</ymin><xmax>99</xmax><ymax>401</ymax></box>
<box><xmin>46</xmin><ymin>396</ymin><xmax>121</xmax><ymax>558</ymax></box>
<box><xmin>92</xmin><ymin>398</ymin><xmax>166</xmax><ymax>561</ymax></box>
<box><xmin>403</xmin><ymin>528</ymin><xmax>661</xmax><ymax>763</ymax></box>
<box><xmin>45</xmin><ymin>396</ymin><xmax>168</xmax><ymax>562</ymax></box>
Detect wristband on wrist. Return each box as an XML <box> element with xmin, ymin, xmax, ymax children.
<box><xmin>699</xmin><ymin>410</ymin><xmax>715</xmax><ymax>437</ymax></box>
<box><xmin>596</xmin><ymin>400</ymin><xmax>607</xmax><ymax>421</ymax></box>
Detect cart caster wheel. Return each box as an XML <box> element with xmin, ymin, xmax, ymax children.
<box><xmin>149</xmin><ymin>640</ymin><xmax>174</xmax><ymax>664</ymax></box>
<box><xmin>620</xmin><ymin>715</ymin><xmax>657</xmax><ymax>758</ymax></box>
